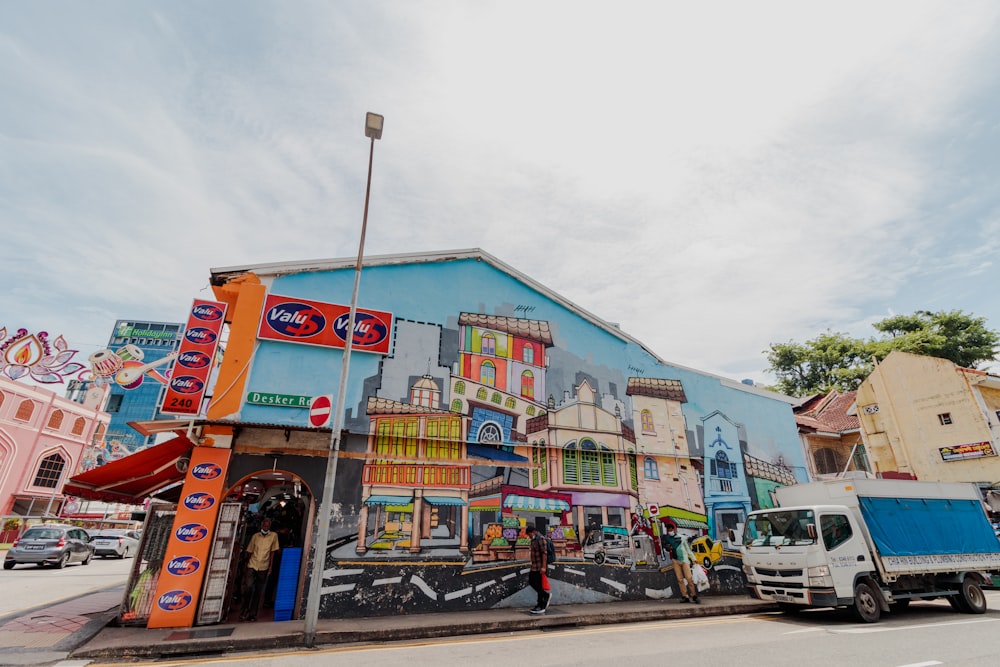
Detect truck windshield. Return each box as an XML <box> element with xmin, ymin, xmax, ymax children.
<box><xmin>744</xmin><ymin>510</ymin><xmax>816</xmax><ymax>547</ymax></box>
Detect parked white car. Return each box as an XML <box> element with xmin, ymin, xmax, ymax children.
<box><xmin>89</xmin><ymin>529</ymin><xmax>141</xmax><ymax>558</ymax></box>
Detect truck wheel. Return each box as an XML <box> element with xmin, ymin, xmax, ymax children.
<box><xmin>957</xmin><ymin>577</ymin><xmax>987</xmax><ymax>614</ymax></box>
<box><xmin>852</xmin><ymin>581</ymin><xmax>881</xmax><ymax>623</ymax></box>
<box><xmin>594</xmin><ymin>551</ymin><xmax>606</xmax><ymax>565</ymax></box>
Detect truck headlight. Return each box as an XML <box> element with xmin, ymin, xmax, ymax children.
<box><xmin>807</xmin><ymin>565</ymin><xmax>832</xmax><ymax>587</ymax></box>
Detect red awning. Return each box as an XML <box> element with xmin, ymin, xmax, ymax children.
<box><xmin>64</xmin><ymin>436</ymin><xmax>194</xmax><ymax>504</ymax></box>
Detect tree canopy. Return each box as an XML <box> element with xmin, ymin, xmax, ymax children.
<box><xmin>765</xmin><ymin>310</ymin><xmax>999</xmax><ymax>396</ymax></box>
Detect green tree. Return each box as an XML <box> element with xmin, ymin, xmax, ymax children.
<box><xmin>766</xmin><ymin>310</ymin><xmax>999</xmax><ymax>396</ymax></box>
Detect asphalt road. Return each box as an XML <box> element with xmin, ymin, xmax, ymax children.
<box><xmin>0</xmin><ymin>550</ymin><xmax>133</xmax><ymax>620</ymax></box>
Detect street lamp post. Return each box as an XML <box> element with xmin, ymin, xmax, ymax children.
<box><xmin>304</xmin><ymin>112</ymin><xmax>384</xmax><ymax>648</ymax></box>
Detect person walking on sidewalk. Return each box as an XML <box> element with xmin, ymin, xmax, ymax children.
<box><xmin>525</xmin><ymin>525</ymin><xmax>551</xmax><ymax>615</ymax></box>
<box><xmin>240</xmin><ymin>517</ymin><xmax>280</xmax><ymax>621</ymax></box>
<box><xmin>663</xmin><ymin>525</ymin><xmax>699</xmax><ymax>603</ymax></box>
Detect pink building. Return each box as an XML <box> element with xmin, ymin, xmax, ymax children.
<box><xmin>0</xmin><ymin>377</ymin><xmax>110</xmax><ymax>518</ymax></box>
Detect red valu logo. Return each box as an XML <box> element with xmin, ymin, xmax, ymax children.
<box><xmin>184</xmin><ymin>327</ymin><xmax>218</xmax><ymax>345</ymax></box>
<box><xmin>177</xmin><ymin>350</ymin><xmax>212</xmax><ymax>369</ymax></box>
<box><xmin>191</xmin><ymin>462</ymin><xmax>223</xmax><ymax>480</ymax></box>
<box><xmin>182</xmin><ymin>492</ymin><xmax>215</xmax><ymax>511</ymax></box>
<box><xmin>157</xmin><ymin>590</ymin><xmax>193</xmax><ymax>611</ymax></box>
<box><xmin>169</xmin><ymin>376</ymin><xmax>205</xmax><ymax>394</ymax></box>
<box><xmin>191</xmin><ymin>304</ymin><xmax>224</xmax><ymax>321</ymax></box>
<box><xmin>175</xmin><ymin>523</ymin><xmax>208</xmax><ymax>542</ymax></box>
<box><xmin>265</xmin><ymin>302</ymin><xmax>326</xmax><ymax>338</ymax></box>
<box><xmin>166</xmin><ymin>556</ymin><xmax>201</xmax><ymax>576</ymax></box>
<box><xmin>332</xmin><ymin>312</ymin><xmax>390</xmax><ymax>347</ymax></box>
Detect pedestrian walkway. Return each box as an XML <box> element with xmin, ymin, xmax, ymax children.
<box><xmin>0</xmin><ymin>584</ymin><xmax>777</xmax><ymax>664</ymax></box>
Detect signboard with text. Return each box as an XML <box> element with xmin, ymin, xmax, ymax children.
<box><xmin>256</xmin><ymin>293</ymin><xmax>393</xmax><ymax>355</ymax></box>
<box><xmin>246</xmin><ymin>391</ymin><xmax>312</xmax><ymax>407</ymax></box>
<box><xmin>160</xmin><ymin>299</ymin><xmax>227</xmax><ymax>416</ymax></box>
<box><xmin>939</xmin><ymin>441</ymin><xmax>996</xmax><ymax>462</ymax></box>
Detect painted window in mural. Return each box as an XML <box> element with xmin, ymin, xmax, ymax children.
<box><xmin>521</xmin><ymin>370</ymin><xmax>534</xmax><ymax>399</ymax></box>
<box><xmin>71</xmin><ymin>416</ymin><xmax>86</xmax><ymax>435</ymax></box>
<box><xmin>712</xmin><ymin>451</ymin><xmax>738</xmax><ymax>492</ymax></box>
<box><xmin>455</xmin><ymin>381</ymin><xmax>465</xmax><ymax>394</ymax></box>
<box><xmin>33</xmin><ymin>452</ymin><xmax>65</xmax><ymax>488</ymax></box>
<box><xmin>564</xmin><ymin>439</ymin><xmax>616</xmax><ymax>486</ymax></box>
<box><xmin>15</xmin><ymin>399</ymin><xmax>34</xmax><ymax>421</ymax></box>
<box><xmin>505</xmin><ymin>397</ymin><xmax>516</xmax><ymax>409</ymax></box>
<box><xmin>426</xmin><ymin>417</ymin><xmax>461</xmax><ymax>459</ymax></box>
<box><xmin>526</xmin><ymin>405</ymin><xmax>535</xmax><ymax>415</ymax></box>
<box><xmin>643</xmin><ymin>457</ymin><xmax>659</xmax><ymax>480</ymax></box>
<box><xmin>375</xmin><ymin>418</ymin><xmax>419</xmax><ymax>457</ymax></box>
<box><xmin>532</xmin><ymin>442</ymin><xmax>548</xmax><ymax>485</ymax></box>
<box><xmin>46</xmin><ymin>409</ymin><xmax>64</xmax><ymax>430</ymax></box>
<box><xmin>628</xmin><ymin>454</ymin><xmax>638</xmax><ymax>490</ymax></box>
<box><xmin>640</xmin><ymin>409</ymin><xmax>654</xmax><ymax>433</ymax></box>
<box><xmin>481</xmin><ymin>333</ymin><xmax>496</xmax><ymax>355</ymax></box>
<box><xmin>476</xmin><ymin>387</ymin><xmax>487</xmax><ymax>400</ymax></box>
<box><xmin>491</xmin><ymin>392</ymin><xmax>502</xmax><ymax>405</ymax></box>
<box><xmin>451</xmin><ymin>399</ymin><xmax>462</xmax><ymax>411</ymax></box>
<box><xmin>481</xmin><ymin>361</ymin><xmax>496</xmax><ymax>386</ymax></box>
<box><xmin>477</xmin><ymin>422</ymin><xmax>502</xmax><ymax>443</ymax></box>
<box><xmin>522</xmin><ymin>343</ymin><xmax>534</xmax><ymax>364</ymax></box>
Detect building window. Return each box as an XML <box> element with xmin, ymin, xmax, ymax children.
<box><xmin>938</xmin><ymin>413</ymin><xmax>953</xmax><ymax>425</ymax></box>
<box><xmin>563</xmin><ymin>439</ymin><xmax>616</xmax><ymax>487</ymax></box>
<box><xmin>374</xmin><ymin>417</ymin><xmax>419</xmax><ymax>458</ymax></box>
<box><xmin>451</xmin><ymin>399</ymin><xmax>463</xmax><ymax>412</ymax></box>
<box><xmin>629</xmin><ymin>454</ymin><xmax>638</xmax><ymax>490</ymax></box>
<box><xmin>521</xmin><ymin>370</ymin><xmax>534</xmax><ymax>399</ymax></box>
<box><xmin>46</xmin><ymin>410</ymin><xmax>64</xmax><ymax>430</ymax></box>
<box><xmin>476</xmin><ymin>387</ymin><xmax>487</xmax><ymax>400</ymax></box>
<box><xmin>0</xmin><ymin>392</ymin><xmax>5</xmax><ymax>409</ymax></box>
<box><xmin>107</xmin><ymin>394</ymin><xmax>124</xmax><ymax>413</ymax></box>
<box><xmin>522</xmin><ymin>344</ymin><xmax>534</xmax><ymax>365</ymax></box>
<box><xmin>477</xmin><ymin>422</ymin><xmax>503</xmax><ymax>443</ymax></box>
<box><xmin>481</xmin><ymin>333</ymin><xmax>496</xmax><ymax>356</ymax></box>
<box><xmin>641</xmin><ymin>409</ymin><xmax>655</xmax><ymax>433</ymax></box>
<box><xmin>454</xmin><ymin>381</ymin><xmax>465</xmax><ymax>395</ymax></box>
<box><xmin>814</xmin><ymin>447</ymin><xmax>843</xmax><ymax>475</ymax></box>
<box><xmin>532</xmin><ymin>441</ymin><xmax>548</xmax><ymax>486</ymax></box>
<box><xmin>33</xmin><ymin>453</ymin><xmax>66</xmax><ymax>488</ymax></box>
<box><xmin>526</xmin><ymin>405</ymin><xmax>535</xmax><ymax>416</ymax></box>
<box><xmin>15</xmin><ymin>400</ymin><xmax>35</xmax><ymax>421</ymax></box>
<box><xmin>710</xmin><ymin>451</ymin><xmax>738</xmax><ymax>479</ymax></box>
<box><xmin>505</xmin><ymin>397</ymin><xmax>516</xmax><ymax>409</ymax></box>
<box><xmin>491</xmin><ymin>392</ymin><xmax>502</xmax><ymax>405</ymax></box>
<box><xmin>71</xmin><ymin>417</ymin><xmax>86</xmax><ymax>436</ymax></box>
<box><xmin>481</xmin><ymin>361</ymin><xmax>496</xmax><ymax>386</ymax></box>
<box><xmin>425</xmin><ymin>417</ymin><xmax>461</xmax><ymax>460</ymax></box>
<box><xmin>643</xmin><ymin>457</ymin><xmax>659</xmax><ymax>480</ymax></box>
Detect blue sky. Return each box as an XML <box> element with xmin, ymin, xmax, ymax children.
<box><xmin>2</xmin><ymin>1</ymin><xmax>999</xmax><ymax>386</ymax></box>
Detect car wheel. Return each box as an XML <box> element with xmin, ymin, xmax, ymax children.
<box><xmin>55</xmin><ymin>552</ymin><xmax>70</xmax><ymax>569</ymax></box>
<box><xmin>703</xmin><ymin>557</ymin><xmax>712</xmax><ymax>570</ymax></box>
<box><xmin>2</xmin><ymin>561</ymin><xmax>14</xmax><ymax>570</ymax></box>
<box><xmin>82</xmin><ymin>551</ymin><xmax>92</xmax><ymax>566</ymax></box>
<box><xmin>118</xmin><ymin>548</ymin><xmax>127</xmax><ymax>559</ymax></box>
<box><xmin>594</xmin><ymin>551</ymin><xmax>606</xmax><ymax>565</ymax></box>
<box><xmin>852</xmin><ymin>581</ymin><xmax>881</xmax><ymax>623</ymax></box>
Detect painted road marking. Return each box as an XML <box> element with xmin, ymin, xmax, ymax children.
<box><xmin>600</xmin><ymin>578</ymin><xmax>627</xmax><ymax>593</ymax></box>
<box><xmin>475</xmin><ymin>579</ymin><xmax>496</xmax><ymax>591</ymax></box>
<box><xmin>444</xmin><ymin>586</ymin><xmax>472</xmax><ymax>601</ymax></box>
<box><xmin>831</xmin><ymin>618</ymin><xmax>998</xmax><ymax>634</ymax></box>
<box><xmin>894</xmin><ymin>662</ymin><xmax>942</xmax><ymax>667</ymax></box>
<box><xmin>373</xmin><ymin>577</ymin><xmax>402</xmax><ymax>586</ymax></box>
<box><xmin>320</xmin><ymin>583</ymin><xmax>355</xmax><ymax>594</ymax></box>
<box><xmin>409</xmin><ymin>575</ymin><xmax>437</xmax><ymax>600</ymax></box>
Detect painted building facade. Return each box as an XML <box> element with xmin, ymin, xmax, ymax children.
<box><xmin>102</xmin><ymin>249</ymin><xmax>809</xmax><ymax>627</ymax></box>
<box><xmin>856</xmin><ymin>350</ymin><xmax>1000</xmax><ymax>483</ymax></box>
<box><xmin>0</xmin><ymin>376</ymin><xmax>110</xmax><ymax>517</ymax></box>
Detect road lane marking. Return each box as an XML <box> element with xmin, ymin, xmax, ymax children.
<box><xmin>831</xmin><ymin>617</ymin><xmax>998</xmax><ymax>634</ymax></box>
<box><xmin>783</xmin><ymin>627</ymin><xmax>823</xmax><ymax>634</ymax></box>
<box><xmin>895</xmin><ymin>662</ymin><xmax>942</xmax><ymax>667</ymax></box>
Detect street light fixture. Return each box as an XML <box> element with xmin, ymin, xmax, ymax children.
<box><xmin>303</xmin><ymin>112</ymin><xmax>383</xmax><ymax>648</ymax></box>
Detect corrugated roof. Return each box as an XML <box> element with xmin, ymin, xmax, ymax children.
<box><xmin>366</xmin><ymin>396</ymin><xmax>454</xmax><ymax>416</ymax></box>
<box><xmin>457</xmin><ymin>312</ymin><xmax>554</xmax><ymax>346</ymax></box>
<box><xmin>626</xmin><ymin>377</ymin><xmax>688</xmax><ymax>403</ymax></box>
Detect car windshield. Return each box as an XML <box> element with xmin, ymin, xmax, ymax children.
<box><xmin>22</xmin><ymin>528</ymin><xmax>61</xmax><ymax>540</ymax></box>
<box><xmin>744</xmin><ymin>510</ymin><xmax>816</xmax><ymax>547</ymax></box>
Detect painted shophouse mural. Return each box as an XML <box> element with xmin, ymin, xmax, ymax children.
<box><xmin>125</xmin><ymin>249</ymin><xmax>808</xmax><ymax>625</ymax></box>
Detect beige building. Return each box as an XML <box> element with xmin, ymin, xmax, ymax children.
<box><xmin>855</xmin><ymin>350</ymin><xmax>1000</xmax><ymax>483</ymax></box>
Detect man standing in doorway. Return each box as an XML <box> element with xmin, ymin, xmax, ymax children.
<box><xmin>241</xmin><ymin>517</ymin><xmax>280</xmax><ymax>621</ymax></box>
<box><xmin>525</xmin><ymin>525</ymin><xmax>550</xmax><ymax>614</ymax></box>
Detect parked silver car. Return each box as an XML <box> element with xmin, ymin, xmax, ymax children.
<box><xmin>3</xmin><ymin>524</ymin><xmax>95</xmax><ymax>569</ymax></box>
<box><xmin>90</xmin><ymin>529</ymin><xmax>141</xmax><ymax>558</ymax></box>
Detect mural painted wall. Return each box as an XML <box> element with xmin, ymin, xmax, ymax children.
<box><xmin>210</xmin><ymin>250</ymin><xmax>808</xmax><ymax>618</ymax></box>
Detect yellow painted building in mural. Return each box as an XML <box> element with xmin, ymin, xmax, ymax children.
<box><xmin>856</xmin><ymin>350</ymin><xmax>1000</xmax><ymax>483</ymax></box>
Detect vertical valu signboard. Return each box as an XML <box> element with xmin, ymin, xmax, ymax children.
<box><xmin>147</xmin><ymin>447</ymin><xmax>232</xmax><ymax>629</ymax></box>
<box><xmin>160</xmin><ymin>299</ymin><xmax>227</xmax><ymax>415</ymax></box>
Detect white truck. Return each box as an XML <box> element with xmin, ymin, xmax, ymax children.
<box><xmin>741</xmin><ymin>479</ymin><xmax>1000</xmax><ymax>622</ymax></box>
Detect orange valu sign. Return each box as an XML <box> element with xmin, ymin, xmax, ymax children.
<box><xmin>147</xmin><ymin>447</ymin><xmax>232</xmax><ymax>629</ymax></box>
<box><xmin>160</xmin><ymin>300</ymin><xmax>227</xmax><ymax>415</ymax></box>
<box><xmin>256</xmin><ymin>293</ymin><xmax>393</xmax><ymax>355</ymax></box>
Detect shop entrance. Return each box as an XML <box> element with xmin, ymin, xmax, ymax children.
<box><xmin>210</xmin><ymin>470</ymin><xmax>313</xmax><ymax>624</ymax></box>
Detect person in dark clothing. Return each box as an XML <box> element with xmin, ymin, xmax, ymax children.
<box><xmin>525</xmin><ymin>525</ymin><xmax>551</xmax><ymax>614</ymax></box>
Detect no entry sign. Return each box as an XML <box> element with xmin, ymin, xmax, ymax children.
<box><xmin>309</xmin><ymin>395</ymin><xmax>333</xmax><ymax>428</ymax></box>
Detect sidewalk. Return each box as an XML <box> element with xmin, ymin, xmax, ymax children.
<box><xmin>71</xmin><ymin>595</ymin><xmax>776</xmax><ymax>662</ymax></box>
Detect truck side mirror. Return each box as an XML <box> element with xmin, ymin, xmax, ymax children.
<box><xmin>807</xmin><ymin>524</ymin><xmax>816</xmax><ymax>539</ymax></box>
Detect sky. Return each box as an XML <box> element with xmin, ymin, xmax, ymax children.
<box><xmin>2</xmin><ymin>1</ymin><xmax>999</xmax><ymax>388</ymax></box>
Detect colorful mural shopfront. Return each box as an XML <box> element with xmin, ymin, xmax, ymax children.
<box><xmin>90</xmin><ymin>249</ymin><xmax>808</xmax><ymax>627</ymax></box>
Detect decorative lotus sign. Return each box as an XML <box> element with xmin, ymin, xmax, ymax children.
<box><xmin>0</xmin><ymin>327</ymin><xmax>85</xmax><ymax>383</ymax></box>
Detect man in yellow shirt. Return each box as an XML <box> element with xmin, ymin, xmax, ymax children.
<box><xmin>240</xmin><ymin>518</ymin><xmax>280</xmax><ymax>621</ymax></box>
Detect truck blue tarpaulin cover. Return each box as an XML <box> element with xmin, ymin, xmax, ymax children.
<box><xmin>859</xmin><ymin>496</ymin><xmax>1000</xmax><ymax>556</ymax></box>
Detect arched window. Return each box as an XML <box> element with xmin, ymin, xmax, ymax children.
<box><xmin>33</xmin><ymin>452</ymin><xmax>66</xmax><ymax>488</ymax></box>
<box><xmin>0</xmin><ymin>392</ymin><xmax>5</xmax><ymax>409</ymax></box>
<box><xmin>478</xmin><ymin>422</ymin><xmax>503</xmax><ymax>443</ymax></box>
<box><xmin>644</xmin><ymin>457</ymin><xmax>659</xmax><ymax>480</ymax></box>
<box><xmin>491</xmin><ymin>392</ymin><xmax>502</xmax><ymax>405</ymax></box>
<box><xmin>15</xmin><ymin>399</ymin><xmax>34</xmax><ymax>421</ymax></box>
<box><xmin>46</xmin><ymin>410</ymin><xmax>64</xmax><ymax>430</ymax></box>
<box><xmin>481</xmin><ymin>333</ymin><xmax>496</xmax><ymax>356</ymax></box>
<box><xmin>526</xmin><ymin>406</ymin><xmax>536</xmax><ymax>416</ymax></box>
<box><xmin>476</xmin><ymin>387</ymin><xmax>488</xmax><ymax>400</ymax></box>
<box><xmin>814</xmin><ymin>448</ymin><xmax>842</xmax><ymax>475</ymax></box>
<box><xmin>454</xmin><ymin>381</ymin><xmax>466</xmax><ymax>395</ymax></box>
<box><xmin>522</xmin><ymin>344</ymin><xmax>534</xmax><ymax>365</ymax></box>
<box><xmin>480</xmin><ymin>361</ymin><xmax>496</xmax><ymax>386</ymax></box>
<box><xmin>711</xmin><ymin>451</ymin><xmax>737</xmax><ymax>479</ymax></box>
<box><xmin>521</xmin><ymin>370</ymin><xmax>534</xmax><ymax>399</ymax></box>
<box><xmin>505</xmin><ymin>397</ymin><xmax>516</xmax><ymax>409</ymax></box>
<box><xmin>641</xmin><ymin>409</ymin><xmax>654</xmax><ymax>433</ymax></box>
<box><xmin>563</xmin><ymin>439</ymin><xmax>617</xmax><ymax>487</ymax></box>
<box><xmin>94</xmin><ymin>423</ymin><xmax>106</xmax><ymax>441</ymax></box>
<box><xmin>72</xmin><ymin>417</ymin><xmax>86</xmax><ymax>436</ymax></box>
<box><xmin>450</xmin><ymin>399</ymin><xmax>463</xmax><ymax>412</ymax></box>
